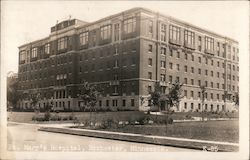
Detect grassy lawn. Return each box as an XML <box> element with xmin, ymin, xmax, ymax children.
<box><xmin>7</xmin><ymin>111</ymin><xmax>238</xmax><ymax>123</ymax></box>
<box><xmin>8</xmin><ymin>112</ymin><xmax>238</xmax><ymax>143</ymax></box>
<box><xmin>100</xmin><ymin>120</ymin><xmax>239</xmax><ymax>143</ymax></box>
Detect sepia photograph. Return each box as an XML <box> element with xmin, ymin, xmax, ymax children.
<box><xmin>1</xmin><ymin>1</ymin><xmax>249</xmax><ymax>160</ymax></box>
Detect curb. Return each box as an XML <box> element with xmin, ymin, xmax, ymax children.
<box><xmin>38</xmin><ymin>126</ymin><xmax>238</xmax><ymax>152</ymax></box>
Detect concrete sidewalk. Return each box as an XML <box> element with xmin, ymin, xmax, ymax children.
<box><xmin>36</xmin><ymin>123</ymin><xmax>239</xmax><ymax>152</ymax></box>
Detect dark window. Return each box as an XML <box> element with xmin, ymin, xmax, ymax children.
<box><xmin>79</xmin><ymin>32</ymin><xmax>88</xmax><ymax>45</ymax></box>
<box><xmin>169</xmin><ymin>25</ymin><xmax>180</xmax><ymax>42</ymax></box>
<box><xmin>124</xmin><ymin>17</ymin><xmax>136</xmax><ymax>34</ymax></box>
<box><xmin>131</xmin><ymin>99</ymin><xmax>135</xmax><ymax>107</ymax></box>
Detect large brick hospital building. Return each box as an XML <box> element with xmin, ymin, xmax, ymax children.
<box><xmin>17</xmin><ymin>8</ymin><xmax>239</xmax><ymax>112</ymax></box>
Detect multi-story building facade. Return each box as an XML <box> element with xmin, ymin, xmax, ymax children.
<box><xmin>17</xmin><ymin>8</ymin><xmax>239</xmax><ymax>112</ymax></box>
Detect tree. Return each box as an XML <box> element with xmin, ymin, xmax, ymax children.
<box><xmin>165</xmin><ymin>80</ymin><xmax>183</xmax><ymax>111</ymax></box>
<box><xmin>149</xmin><ymin>82</ymin><xmax>162</xmax><ymax>112</ymax></box>
<box><xmin>7</xmin><ymin>80</ymin><xmax>19</xmax><ymax>111</ymax></box>
<box><xmin>78</xmin><ymin>81</ymin><xmax>100</xmax><ymax>126</ymax></box>
<box><xmin>233</xmin><ymin>92</ymin><xmax>239</xmax><ymax>109</ymax></box>
<box><xmin>200</xmin><ymin>85</ymin><xmax>206</xmax><ymax>121</ymax></box>
<box><xmin>30</xmin><ymin>93</ymin><xmax>40</xmax><ymax>111</ymax></box>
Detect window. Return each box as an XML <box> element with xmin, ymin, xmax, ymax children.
<box><xmin>20</xmin><ymin>51</ymin><xmax>26</xmax><ymax>61</ymax></box>
<box><xmin>160</xmin><ymin>74</ymin><xmax>166</xmax><ymax>81</ymax></box>
<box><xmin>122</xmin><ymin>99</ymin><xmax>126</xmax><ymax>107</ymax></box>
<box><xmin>217</xmin><ymin>61</ymin><xmax>220</xmax><ymax>67</ymax></box>
<box><xmin>184</xmin><ymin>65</ymin><xmax>188</xmax><ymax>72</ymax></box>
<box><xmin>211</xmin><ymin>93</ymin><xmax>214</xmax><ymax>100</ymax></box>
<box><xmin>161</xmin><ymin>47</ymin><xmax>166</xmax><ymax>55</ymax></box>
<box><xmin>148</xmin><ymin>20</ymin><xmax>153</xmax><ymax>34</ymax></box>
<box><xmin>198</xmin><ymin>80</ymin><xmax>201</xmax><ymax>86</ymax></box>
<box><xmin>211</xmin><ymin>82</ymin><xmax>213</xmax><ymax>88</ymax></box>
<box><xmin>198</xmin><ymin>57</ymin><xmax>201</xmax><ymax>63</ymax></box>
<box><xmin>169</xmin><ymin>62</ymin><xmax>173</xmax><ymax>69</ymax></box>
<box><xmin>205</xmin><ymin>36</ymin><xmax>214</xmax><ymax>51</ymax></box>
<box><xmin>217</xmin><ymin>83</ymin><xmax>220</xmax><ymax>89</ymax></box>
<box><xmin>205</xmin><ymin>70</ymin><xmax>208</xmax><ymax>76</ymax></box>
<box><xmin>205</xmin><ymin>58</ymin><xmax>208</xmax><ymax>64</ymax></box>
<box><xmin>185</xmin><ymin>53</ymin><xmax>188</xmax><ymax>60</ymax></box>
<box><xmin>112</xmin><ymin>100</ymin><xmax>118</xmax><ymax>107</ymax></box>
<box><xmin>113</xmin><ymin>86</ymin><xmax>118</xmax><ymax>94</ymax></box>
<box><xmin>211</xmin><ymin>71</ymin><xmax>213</xmax><ymax>77</ymax></box>
<box><xmin>184</xmin><ymin>78</ymin><xmax>187</xmax><ymax>84</ymax></box>
<box><xmin>79</xmin><ymin>32</ymin><xmax>89</xmax><ymax>45</ymax></box>
<box><xmin>169</xmin><ymin>25</ymin><xmax>180</xmax><ymax>42</ymax></box>
<box><xmin>198</xmin><ymin>68</ymin><xmax>201</xmax><ymax>74</ymax></box>
<box><xmin>205</xmin><ymin>81</ymin><xmax>208</xmax><ymax>87</ymax></box>
<box><xmin>148</xmin><ymin>72</ymin><xmax>152</xmax><ymax>79</ymax></box>
<box><xmin>191</xmin><ymin>67</ymin><xmax>194</xmax><ymax>73</ymax></box>
<box><xmin>169</xmin><ymin>75</ymin><xmax>172</xmax><ymax>83</ymax></box>
<box><xmin>198</xmin><ymin>92</ymin><xmax>201</xmax><ymax>98</ymax></box>
<box><xmin>184</xmin><ymin>103</ymin><xmax>187</xmax><ymax>109</ymax></box>
<box><xmin>148</xmin><ymin>86</ymin><xmax>152</xmax><ymax>92</ymax></box>
<box><xmin>131</xmin><ymin>99</ymin><xmax>135</xmax><ymax>107</ymax></box>
<box><xmin>169</xmin><ymin>49</ymin><xmax>173</xmax><ymax>56</ymax></box>
<box><xmin>184</xmin><ymin>90</ymin><xmax>187</xmax><ymax>97</ymax></box>
<box><xmin>148</xmin><ymin>58</ymin><xmax>152</xmax><ymax>66</ymax></box>
<box><xmin>191</xmin><ymin>79</ymin><xmax>194</xmax><ymax>85</ymax></box>
<box><xmin>45</xmin><ymin>43</ymin><xmax>50</xmax><ymax>54</ymax></box>
<box><xmin>217</xmin><ymin>72</ymin><xmax>220</xmax><ymax>78</ymax></box>
<box><xmin>198</xmin><ymin>36</ymin><xmax>202</xmax><ymax>51</ymax></box>
<box><xmin>191</xmin><ymin>91</ymin><xmax>194</xmax><ymax>98</ymax></box>
<box><xmin>160</xmin><ymin>24</ymin><xmax>166</xmax><ymax>42</ymax></box>
<box><xmin>99</xmin><ymin>100</ymin><xmax>102</xmax><ymax>107</ymax></box>
<box><xmin>124</xmin><ymin>17</ymin><xmax>136</xmax><ymax>34</ymax></box>
<box><xmin>191</xmin><ymin>55</ymin><xmax>194</xmax><ymax>61</ymax></box>
<box><xmin>114</xmin><ymin>23</ymin><xmax>120</xmax><ymax>41</ymax></box>
<box><xmin>148</xmin><ymin>44</ymin><xmax>153</xmax><ymax>52</ymax></box>
<box><xmin>100</xmin><ymin>25</ymin><xmax>111</xmax><ymax>40</ymax></box>
<box><xmin>211</xmin><ymin>60</ymin><xmax>213</xmax><ymax>66</ymax></box>
<box><xmin>177</xmin><ymin>51</ymin><xmax>180</xmax><ymax>58</ymax></box>
<box><xmin>184</xmin><ymin>30</ymin><xmax>195</xmax><ymax>46</ymax></box>
<box><xmin>176</xmin><ymin>76</ymin><xmax>180</xmax><ymax>82</ymax></box>
<box><xmin>106</xmin><ymin>100</ymin><xmax>109</xmax><ymax>107</ymax></box>
<box><xmin>58</xmin><ymin>37</ymin><xmax>68</xmax><ymax>50</ymax></box>
<box><xmin>211</xmin><ymin>104</ymin><xmax>214</xmax><ymax>111</ymax></box>
<box><xmin>176</xmin><ymin>64</ymin><xmax>180</xmax><ymax>71</ymax></box>
<box><xmin>160</xmin><ymin>61</ymin><xmax>166</xmax><ymax>68</ymax></box>
<box><xmin>31</xmin><ymin>48</ymin><xmax>37</xmax><ymax>58</ymax></box>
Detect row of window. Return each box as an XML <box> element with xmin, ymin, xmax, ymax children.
<box><xmin>98</xmin><ymin>99</ymin><xmax>135</xmax><ymax>107</ymax></box>
<box><xmin>79</xmin><ymin>59</ymin><xmax>136</xmax><ymax>73</ymax></box>
<box><xmin>149</xmin><ymin>44</ymin><xmax>239</xmax><ymax>63</ymax></box>
<box><xmin>79</xmin><ymin>48</ymin><xmax>136</xmax><ymax>61</ymax></box>
<box><xmin>19</xmin><ymin>55</ymin><xmax>73</xmax><ymax>73</ymax></box>
<box><xmin>148</xmin><ymin>74</ymin><xmax>238</xmax><ymax>91</ymax></box>
<box><xmin>183</xmin><ymin>103</ymin><xmax>225</xmax><ymax>111</ymax></box>
<box><xmin>183</xmin><ymin>90</ymin><xmax>233</xmax><ymax>100</ymax></box>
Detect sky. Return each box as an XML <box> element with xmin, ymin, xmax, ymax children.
<box><xmin>1</xmin><ymin>1</ymin><xmax>249</xmax><ymax>76</ymax></box>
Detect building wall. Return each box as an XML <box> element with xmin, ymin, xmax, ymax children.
<box><xmin>17</xmin><ymin>8</ymin><xmax>239</xmax><ymax>112</ymax></box>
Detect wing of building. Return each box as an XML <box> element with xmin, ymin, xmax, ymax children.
<box><xmin>17</xmin><ymin>7</ymin><xmax>239</xmax><ymax>112</ymax></box>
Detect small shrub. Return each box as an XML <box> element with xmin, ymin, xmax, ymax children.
<box><xmin>44</xmin><ymin>112</ymin><xmax>51</xmax><ymax>121</ymax></box>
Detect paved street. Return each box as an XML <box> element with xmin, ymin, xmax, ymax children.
<box><xmin>7</xmin><ymin>123</ymin><xmax>198</xmax><ymax>152</ymax></box>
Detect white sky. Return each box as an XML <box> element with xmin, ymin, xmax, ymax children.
<box><xmin>1</xmin><ymin>1</ymin><xmax>249</xmax><ymax>76</ymax></box>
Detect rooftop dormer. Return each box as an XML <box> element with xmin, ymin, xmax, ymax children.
<box><xmin>50</xmin><ymin>19</ymin><xmax>88</xmax><ymax>33</ymax></box>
